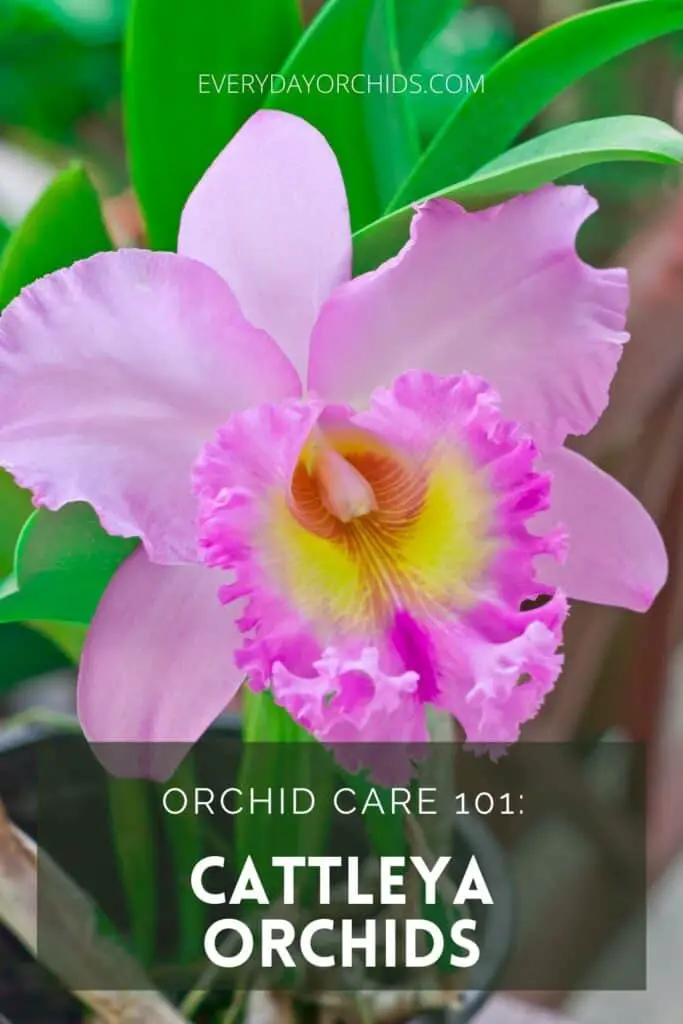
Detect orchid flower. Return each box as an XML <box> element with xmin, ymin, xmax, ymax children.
<box><xmin>0</xmin><ymin>111</ymin><xmax>667</xmax><ymax>756</ymax></box>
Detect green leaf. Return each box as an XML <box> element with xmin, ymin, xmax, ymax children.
<box><xmin>0</xmin><ymin>504</ymin><xmax>137</xmax><ymax>625</ymax></box>
<box><xmin>266</xmin><ymin>0</ymin><xmax>380</xmax><ymax>230</ymax></box>
<box><xmin>392</xmin><ymin>0</ymin><xmax>683</xmax><ymax>206</ymax></box>
<box><xmin>457</xmin><ymin>114</ymin><xmax>683</xmax><ymax>200</ymax></box>
<box><xmin>0</xmin><ymin>470</ymin><xmax>33</xmax><ymax>579</ymax></box>
<box><xmin>161</xmin><ymin>757</ymin><xmax>206</xmax><ymax>965</ymax></box>
<box><xmin>126</xmin><ymin>0</ymin><xmax>302</xmax><ymax>251</ymax></box>
<box><xmin>241</xmin><ymin>686</ymin><xmax>309</xmax><ymax>746</ymax></box>
<box><xmin>0</xmin><ymin>163</ymin><xmax>112</xmax><ymax>309</ymax></box>
<box><xmin>29</xmin><ymin>621</ymin><xmax>87</xmax><ymax>663</ymax></box>
<box><xmin>364</xmin><ymin>0</ymin><xmax>420</xmax><ymax>208</ymax></box>
<box><xmin>353</xmin><ymin>115</ymin><xmax>683</xmax><ymax>274</ymax></box>
<box><xmin>395</xmin><ymin>0</ymin><xmax>465</xmax><ymax>68</ymax></box>
<box><xmin>0</xmin><ymin>622</ymin><xmax>70</xmax><ymax>694</ymax></box>
<box><xmin>107</xmin><ymin>778</ymin><xmax>158</xmax><ymax>965</ymax></box>
<box><xmin>237</xmin><ymin>691</ymin><xmax>336</xmax><ymax>907</ymax></box>
<box><xmin>408</xmin><ymin>6</ymin><xmax>514</xmax><ymax>145</ymax></box>
<box><xmin>345</xmin><ymin>771</ymin><xmax>406</xmax><ymax>858</ymax></box>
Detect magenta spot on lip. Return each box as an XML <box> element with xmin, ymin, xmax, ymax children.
<box><xmin>390</xmin><ymin>609</ymin><xmax>440</xmax><ymax>702</ymax></box>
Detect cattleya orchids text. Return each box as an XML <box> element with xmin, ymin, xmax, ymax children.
<box><xmin>0</xmin><ymin>111</ymin><xmax>667</xmax><ymax>759</ymax></box>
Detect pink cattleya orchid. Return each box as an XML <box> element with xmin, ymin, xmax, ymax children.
<box><xmin>0</xmin><ymin>111</ymin><xmax>667</xmax><ymax>756</ymax></box>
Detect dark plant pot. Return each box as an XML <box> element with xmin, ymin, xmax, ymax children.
<box><xmin>0</xmin><ymin>721</ymin><xmax>514</xmax><ymax>1024</ymax></box>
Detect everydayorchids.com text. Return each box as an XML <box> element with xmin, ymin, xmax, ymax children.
<box><xmin>198</xmin><ymin>72</ymin><xmax>486</xmax><ymax>96</ymax></box>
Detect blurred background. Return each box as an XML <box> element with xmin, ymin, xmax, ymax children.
<box><xmin>1</xmin><ymin>0</ymin><xmax>683</xmax><ymax>1022</ymax></box>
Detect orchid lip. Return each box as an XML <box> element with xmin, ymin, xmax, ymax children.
<box><xmin>194</xmin><ymin>371</ymin><xmax>572</xmax><ymax>756</ymax></box>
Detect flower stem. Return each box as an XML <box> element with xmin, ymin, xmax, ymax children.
<box><xmin>420</xmin><ymin>708</ymin><xmax>456</xmax><ymax>856</ymax></box>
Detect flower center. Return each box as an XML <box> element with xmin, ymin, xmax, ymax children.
<box><xmin>288</xmin><ymin>424</ymin><xmax>427</xmax><ymax>545</ymax></box>
<box><xmin>304</xmin><ymin>428</ymin><xmax>378</xmax><ymax>523</ymax></box>
<box><xmin>273</xmin><ymin>421</ymin><xmax>491</xmax><ymax>632</ymax></box>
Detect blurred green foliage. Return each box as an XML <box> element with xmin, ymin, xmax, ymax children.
<box><xmin>0</xmin><ymin>621</ymin><xmax>69</xmax><ymax>692</ymax></box>
<box><xmin>0</xmin><ymin>0</ymin><xmax>122</xmax><ymax>142</ymax></box>
<box><xmin>410</xmin><ymin>5</ymin><xmax>515</xmax><ymax>145</ymax></box>
<box><xmin>20</xmin><ymin>0</ymin><xmax>126</xmax><ymax>42</ymax></box>
<box><xmin>395</xmin><ymin>0</ymin><xmax>467</xmax><ymax>68</ymax></box>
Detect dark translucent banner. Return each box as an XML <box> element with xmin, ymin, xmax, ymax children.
<box><xmin>0</xmin><ymin>727</ymin><xmax>647</xmax><ymax>998</ymax></box>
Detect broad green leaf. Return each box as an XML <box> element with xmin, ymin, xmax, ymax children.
<box><xmin>237</xmin><ymin>690</ymin><xmax>335</xmax><ymax>906</ymax></box>
<box><xmin>0</xmin><ymin>163</ymin><xmax>112</xmax><ymax>308</ymax></box>
<box><xmin>266</xmin><ymin>0</ymin><xmax>380</xmax><ymax>230</ymax></box>
<box><xmin>364</xmin><ymin>0</ymin><xmax>420</xmax><ymax>208</ymax></box>
<box><xmin>0</xmin><ymin>622</ymin><xmax>70</xmax><ymax>694</ymax></box>
<box><xmin>126</xmin><ymin>0</ymin><xmax>302</xmax><ymax>251</ymax></box>
<box><xmin>392</xmin><ymin>0</ymin><xmax>683</xmax><ymax>207</ymax></box>
<box><xmin>0</xmin><ymin>504</ymin><xmax>137</xmax><ymax>625</ymax></box>
<box><xmin>395</xmin><ymin>0</ymin><xmax>466</xmax><ymax>68</ymax></box>
<box><xmin>353</xmin><ymin>115</ymin><xmax>683</xmax><ymax>274</ymax></box>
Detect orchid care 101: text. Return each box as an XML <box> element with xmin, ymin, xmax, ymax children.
<box><xmin>162</xmin><ymin>786</ymin><xmax>524</xmax><ymax>817</ymax></box>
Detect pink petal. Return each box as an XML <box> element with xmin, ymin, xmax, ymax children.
<box><xmin>179</xmin><ymin>110</ymin><xmax>352</xmax><ymax>379</ymax></box>
<box><xmin>435</xmin><ymin>595</ymin><xmax>567</xmax><ymax>747</ymax></box>
<box><xmin>0</xmin><ymin>249</ymin><xmax>300</xmax><ymax>563</ymax></box>
<box><xmin>271</xmin><ymin>648</ymin><xmax>428</xmax><ymax>785</ymax></box>
<box><xmin>534</xmin><ymin>447</ymin><xmax>667</xmax><ymax>612</ymax></box>
<box><xmin>309</xmin><ymin>186</ymin><xmax>628</xmax><ymax>449</ymax></box>
<box><xmin>78</xmin><ymin>549</ymin><xmax>241</xmax><ymax>763</ymax></box>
